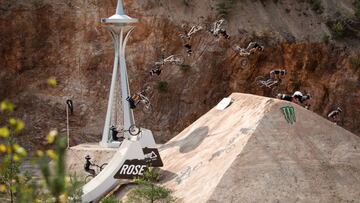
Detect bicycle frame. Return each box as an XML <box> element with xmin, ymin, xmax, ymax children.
<box><xmin>164</xmin><ymin>55</ymin><xmax>179</xmax><ymax>63</ymax></box>
<box><xmin>259</xmin><ymin>78</ymin><xmax>279</xmax><ymax>88</ymax></box>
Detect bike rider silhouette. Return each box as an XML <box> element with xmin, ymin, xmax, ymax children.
<box><xmin>84</xmin><ymin>155</ymin><xmax>95</xmax><ymax>176</ymax></box>
<box><xmin>110</xmin><ymin>125</ymin><xmax>123</xmax><ymax>141</ymax></box>
<box><xmin>126</xmin><ymin>93</ymin><xmax>141</xmax><ymax>109</ymax></box>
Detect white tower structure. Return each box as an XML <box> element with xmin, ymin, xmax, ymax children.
<box><xmin>100</xmin><ymin>0</ymin><xmax>138</xmax><ymax>147</ymax></box>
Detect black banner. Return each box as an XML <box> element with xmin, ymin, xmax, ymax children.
<box><xmin>114</xmin><ymin>159</ymin><xmax>148</xmax><ymax>179</ymax></box>
<box><xmin>143</xmin><ymin>147</ymin><xmax>164</xmax><ymax>167</ymax></box>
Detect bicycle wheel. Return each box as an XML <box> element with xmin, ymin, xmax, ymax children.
<box><xmin>253</xmin><ymin>76</ymin><xmax>265</xmax><ymax>86</ymax></box>
<box><xmin>142</xmin><ymin>103</ymin><xmax>152</xmax><ymax>114</ymax></box>
<box><xmin>129</xmin><ymin>124</ymin><xmax>141</xmax><ymax>135</ymax></box>
<box><xmin>240</xmin><ymin>58</ymin><xmax>250</xmax><ymax>69</ymax></box>
<box><xmin>143</xmin><ymin>84</ymin><xmax>153</xmax><ymax>96</ymax></box>
<box><xmin>85</xmin><ymin>175</ymin><xmax>93</xmax><ymax>183</ymax></box>
<box><xmin>100</xmin><ymin>163</ymin><xmax>108</xmax><ymax>171</ymax></box>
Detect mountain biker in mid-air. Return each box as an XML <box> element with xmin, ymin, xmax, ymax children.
<box><xmin>277</xmin><ymin>91</ymin><xmax>311</xmax><ymax>108</ymax></box>
<box><xmin>247</xmin><ymin>42</ymin><xmax>264</xmax><ymax>53</ymax></box>
<box><xmin>270</xmin><ymin>69</ymin><xmax>287</xmax><ymax>80</ymax></box>
<box><xmin>292</xmin><ymin>91</ymin><xmax>311</xmax><ymax>104</ymax></box>
<box><xmin>184</xmin><ymin>42</ymin><xmax>192</xmax><ymax>56</ymax></box>
<box><xmin>234</xmin><ymin>42</ymin><xmax>264</xmax><ymax>56</ymax></box>
<box><xmin>277</xmin><ymin>93</ymin><xmax>293</xmax><ymax>102</ymax></box>
<box><xmin>150</xmin><ymin>55</ymin><xmax>184</xmax><ymax>76</ymax></box>
<box><xmin>84</xmin><ymin>155</ymin><xmax>95</xmax><ymax>176</ymax></box>
<box><xmin>126</xmin><ymin>86</ymin><xmax>152</xmax><ymax>112</ymax></box>
<box><xmin>180</xmin><ymin>25</ymin><xmax>202</xmax><ymax>56</ymax></box>
<box><xmin>211</xmin><ymin>19</ymin><xmax>230</xmax><ymax>39</ymax></box>
<box><xmin>328</xmin><ymin>107</ymin><xmax>342</xmax><ymax>121</ymax></box>
<box><xmin>127</xmin><ymin>94</ymin><xmax>141</xmax><ymax>109</ymax></box>
<box><xmin>149</xmin><ymin>64</ymin><xmax>162</xmax><ymax>76</ymax></box>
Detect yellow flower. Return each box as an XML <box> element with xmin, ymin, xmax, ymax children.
<box><xmin>46</xmin><ymin>150</ymin><xmax>58</xmax><ymax>160</ymax></box>
<box><xmin>13</xmin><ymin>154</ymin><xmax>20</xmax><ymax>161</ymax></box>
<box><xmin>15</xmin><ymin>120</ymin><xmax>24</xmax><ymax>133</ymax></box>
<box><xmin>0</xmin><ymin>127</ymin><xmax>10</xmax><ymax>138</ymax></box>
<box><xmin>8</xmin><ymin>118</ymin><xmax>25</xmax><ymax>133</ymax></box>
<box><xmin>0</xmin><ymin>184</ymin><xmax>6</xmax><ymax>192</ymax></box>
<box><xmin>13</xmin><ymin>144</ymin><xmax>27</xmax><ymax>157</ymax></box>
<box><xmin>47</xmin><ymin>77</ymin><xmax>57</xmax><ymax>87</ymax></box>
<box><xmin>8</xmin><ymin>118</ymin><xmax>16</xmax><ymax>126</ymax></box>
<box><xmin>0</xmin><ymin>100</ymin><xmax>14</xmax><ymax>112</ymax></box>
<box><xmin>0</xmin><ymin>144</ymin><xmax>6</xmax><ymax>153</ymax></box>
<box><xmin>47</xmin><ymin>130</ymin><xmax>58</xmax><ymax>144</ymax></box>
<box><xmin>36</xmin><ymin>150</ymin><xmax>44</xmax><ymax>157</ymax></box>
<box><xmin>59</xmin><ymin>193</ymin><xmax>68</xmax><ymax>203</ymax></box>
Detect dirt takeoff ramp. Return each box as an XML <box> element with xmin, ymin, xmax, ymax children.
<box><xmin>159</xmin><ymin>93</ymin><xmax>360</xmax><ymax>202</ymax></box>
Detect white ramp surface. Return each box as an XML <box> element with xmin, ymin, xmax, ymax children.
<box><xmin>82</xmin><ymin>140</ymin><xmax>144</xmax><ymax>202</ymax></box>
<box><xmin>215</xmin><ymin>97</ymin><xmax>232</xmax><ymax>110</ymax></box>
<box><xmin>160</xmin><ymin>93</ymin><xmax>360</xmax><ymax>202</ymax></box>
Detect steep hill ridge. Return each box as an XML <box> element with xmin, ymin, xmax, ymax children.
<box><xmin>159</xmin><ymin>93</ymin><xmax>360</xmax><ymax>202</ymax></box>
<box><xmin>0</xmin><ymin>0</ymin><xmax>359</xmax><ymax>149</ymax></box>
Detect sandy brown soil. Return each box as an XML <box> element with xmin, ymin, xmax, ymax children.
<box><xmin>0</xmin><ymin>0</ymin><xmax>359</xmax><ymax>151</ymax></box>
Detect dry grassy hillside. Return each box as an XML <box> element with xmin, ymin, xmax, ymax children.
<box><xmin>0</xmin><ymin>0</ymin><xmax>359</xmax><ymax>149</ymax></box>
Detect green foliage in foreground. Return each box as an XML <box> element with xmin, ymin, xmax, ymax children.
<box><xmin>101</xmin><ymin>195</ymin><xmax>122</xmax><ymax>203</ymax></box>
<box><xmin>127</xmin><ymin>168</ymin><xmax>174</xmax><ymax>203</ymax></box>
<box><xmin>0</xmin><ymin>100</ymin><xmax>84</xmax><ymax>203</ymax></box>
<box><xmin>0</xmin><ymin>99</ymin><xmax>174</xmax><ymax>203</ymax></box>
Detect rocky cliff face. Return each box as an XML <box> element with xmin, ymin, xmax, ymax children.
<box><xmin>0</xmin><ymin>0</ymin><xmax>359</xmax><ymax>149</ymax></box>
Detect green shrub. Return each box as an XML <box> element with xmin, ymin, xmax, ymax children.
<box><xmin>179</xmin><ymin>64</ymin><xmax>191</xmax><ymax>72</ymax></box>
<box><xmin>0</xmin><ymin>99</ymin><xmax>83</xmax><ymax>203</ymax></box>
<box><xmin>157</xmin><ymin>81</ymin><xmax>169</xmax><ymax>93</ymax></box>
<box><xmin>309</xmin><ymin>0</ymin><xmax>323</xmax><ymax>13</ymax></box>
<box><xmin>127</xmin><ymin>168</ymin><xmax>174</xmax><ymax>203</ymax></box>
<box><xmin>101</xmin><ymin>195</ymin><xmax>121</xmax><ymax>203</ymax></box>
<box><xmin>331</xmin><ymin>21</ymin><xmax>346</xmax><ymax>38</ymax></box>
<box><xmin>321</xmin><ymin>34</ymin><xmax>330</xmax><ymax>44</ymax></box>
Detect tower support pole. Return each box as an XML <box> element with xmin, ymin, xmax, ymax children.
<box><xmin>100</xmin><ymin>25</ymin><xmax>135</xmax><ymax>147</ymax></box>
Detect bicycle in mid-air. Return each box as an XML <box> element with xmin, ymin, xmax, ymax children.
<box><xmin>155</xmin><ymin>55</ymin><xmax>184</xmax><ymax>67</ymax></box>
<box><xmin>127</xmin><ymin>84</ymin><xmax>153</xmax><ymax>114</ymax></box>
<box><xmin>233</xmin><ymin>45</ymin><xmax>251</xmax><ymax>68</ymax></box>
<box><xmin>253</xmin><ymin>75</ymin><xmax>285</xmax><ymax>97</ymax></box>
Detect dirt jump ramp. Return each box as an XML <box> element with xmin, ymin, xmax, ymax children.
<box><xmin>160</xmin><ymin>93</ymin><xmax>360</xmax><ymax>202</ymax></box>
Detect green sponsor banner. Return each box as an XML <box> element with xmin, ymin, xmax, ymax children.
<box><xmin>281</xmin><ymin>106</ymin><xmax>296</xmax><ymax>124</ymax></box>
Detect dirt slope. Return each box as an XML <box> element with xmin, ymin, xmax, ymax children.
<box><xmin>0</xmin><ymin>0</ymin><xmax>359</xmax><ymax>150</ymax></box>
<box><xmin>159</xmin><ymin>93</ymin><xmax>360</xmax><ymax>202</ymax></box>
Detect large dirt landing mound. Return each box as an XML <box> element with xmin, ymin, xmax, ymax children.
<box><xmin>159</xmin><ymin>93</ymin><xmax>360</xmax><ymax>202</ymax></box>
